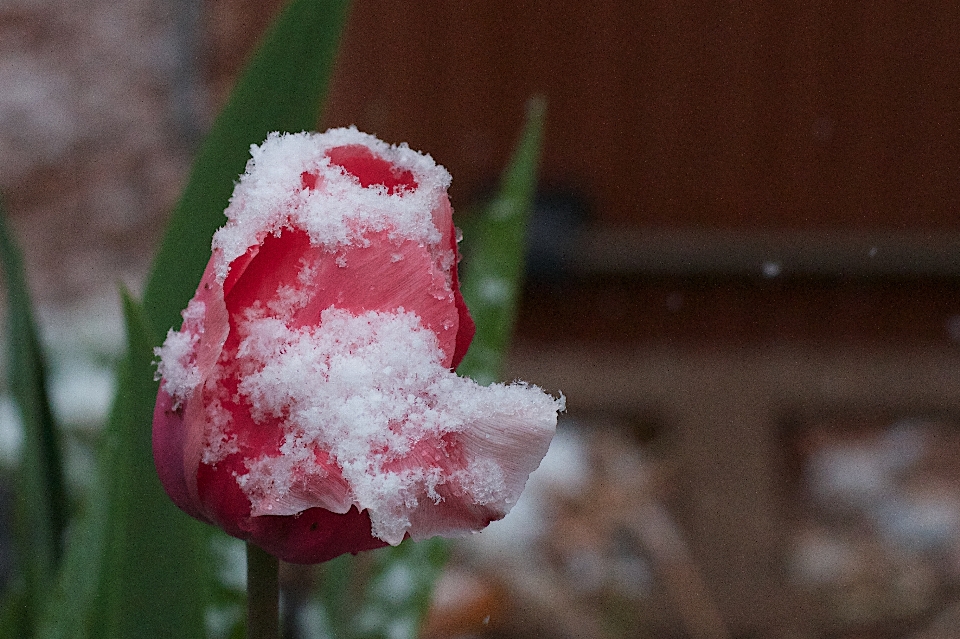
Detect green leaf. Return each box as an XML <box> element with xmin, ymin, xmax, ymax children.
<box><xmin>0</xmin><ymin>198</ymin><xmax>68</xmax><ymax>636</ymax></box>
<box><xmin>0</xmin><ymin>581</ymin><xmax>30</xmax><ymax>639</ymax></box>
<box><xmin>33</xmin><ymin>470</ymin><xmax>108</xmax><ymax>639</ymax></box>
<box><xmin>143</xmin><ymin>0</ymin><xmax>351</xmax><ymax>337</ymax></box>
<box><xmin>457</xmin><ymin>96</ymin><xmax>547</xmax><ymax>385</ymax></box>
<box><xmin>87</xmin><ymin>291</ymin><xmax>209</xmax><ymax>639</ymax></box>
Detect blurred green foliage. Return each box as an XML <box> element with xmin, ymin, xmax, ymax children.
<box><xmin>0</xmin><ymin>0</ymin><xmax>543</xmax><ymax>636</ymax></box>
<box><xmin>0</xmin><ymin>198</ymin><xmax>68</xmax><ymax>638</ymax></box>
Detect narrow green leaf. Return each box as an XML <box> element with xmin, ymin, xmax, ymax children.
<box><xmin>0</xmin><ymin>581</ymin><xmax>29</xmax><ymax>639</ymax></box>
<box><xmin>457</xmin><ymin>97</ymin><xmax>547</xmax><ymax>384</ymax></box>
<box><xmin>90</xmin><ymin>290</ymin><xmax>208</xmax><ymax>639</ymax></box>
<box><xmin>0</xmin><ymin>198</ymin><xmax>68</xmax><ymax>635</ymax></box>
<box><xmin>144</xmin><ymin>0</ymin><xmax>351</xmax><ymax>337</ymax></box>
<box><xmin>33</xmin><ymin>470</ymin><xmax>108</xmax><ymax>639</ymax></box>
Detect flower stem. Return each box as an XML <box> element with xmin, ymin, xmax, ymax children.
<box><xmin>246</xmin><ymin>542</ymin><xmax>280</xmax><ymax>639</ymax></box>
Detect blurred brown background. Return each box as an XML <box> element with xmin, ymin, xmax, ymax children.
<box><xmin>5</xmin><ymin>0</ymin><xmax>960</xmax><ymax>637</ymax></box>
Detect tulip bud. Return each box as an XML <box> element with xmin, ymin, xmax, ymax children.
<box><xmin>153</xmin><ymin>128</ymin><xmax>563</xmax><ymax>563</ymax></box>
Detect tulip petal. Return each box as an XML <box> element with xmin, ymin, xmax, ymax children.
<box><xmin>152</xmin><ymin>388</ymin><xmax>208</xmax><ymax>523</ymax></box>
<box><xmin>221</xmin><ymin>228</ymin><xmax>462</xmax><ymax>366</ymax></box>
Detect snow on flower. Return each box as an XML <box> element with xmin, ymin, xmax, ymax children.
<box><xmin>152</xmin><ymin>128</ymin><xmax>563</xmax><ymax>563</ymax></box>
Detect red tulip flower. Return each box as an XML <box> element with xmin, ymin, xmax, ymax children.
<box><xmin>153</xmin><ymin>128</ymin><xmax>563</xmax><ymax>563</ymax></box>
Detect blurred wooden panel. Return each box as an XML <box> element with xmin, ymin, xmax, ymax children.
<box><xmin>517</xmin><ymin>276</ymin><xmax>960</xmax><ymax>346</ymax></box>
<box><xmin>508</xmin><ymin>344</ymin><xmax>960</xmax><ymax>636</ymax></box>
<box><xmin>321</xmin><ymin>0</ymin><xmax>960</xmax><ymax>230</ymax></box>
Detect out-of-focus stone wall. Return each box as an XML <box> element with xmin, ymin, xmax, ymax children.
<box><xmin>0</xmin><ymin>0</ymin><xmax>202</xmax><ymax>306</ymax></box>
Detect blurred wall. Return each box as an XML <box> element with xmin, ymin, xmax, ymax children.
<box><xmin>319</xmin><ymin>0</ymin><xmax>960</xmax><ymax>231</ymax></box>
<box><xmin>203</xmin><ymin>1</ymin><xmax>960</xmax><ymax>636</ymax></box>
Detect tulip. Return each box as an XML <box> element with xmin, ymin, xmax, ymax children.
<box><xmin>153</xmin><ymin>128</ymin><xmax>563</xmax><ymax>563</ymax></box>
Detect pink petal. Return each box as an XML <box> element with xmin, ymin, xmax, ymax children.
<box><xmin>248</xmin><ymin>507</ymin><xmax>389</xmax><ymax>564</ymax></box>
<box><xmin>325</xmin><ymin>144</ymin><xmax>417</xmax><ymax>194</ymax></box>
<box><xmin>195</xmin><ymin>448</ymin><xmax>386</xmax><ymax>564</ymax></box>
<box><xmin>152</xmin><ymin>388</ymin><xmax>208</xmax><ymax>523</ymax></box>
<box><xmin>222</xmin><ymin>228</ymin><xmax>461</xmax><ymax>365</ymax></box>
